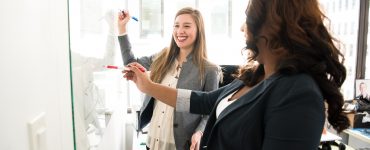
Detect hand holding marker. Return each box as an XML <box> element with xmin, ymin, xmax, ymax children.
<box><xmin>104</xmin><ymin>65</ymin><xmax>145</xmax><ymax>72</ymax></box>
<box><xmin>120</xmin><ymin>10</ymin><xmax>138</xmax><ymax>22</ymax></box>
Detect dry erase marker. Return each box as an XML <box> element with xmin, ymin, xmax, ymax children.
<box><xmin>104</xmin><ymin>65</ymin><xmax>124</xmax><ymax>69</ymax></box>
<box><xmin>104</xmin><ymin>65</ymin><xmax>145</xmax><ymax>72</ymax></box>
<box><xmin>131</xmin><ymin>16</ymin><xmax>138</xmax><ymax>22</ymax></box>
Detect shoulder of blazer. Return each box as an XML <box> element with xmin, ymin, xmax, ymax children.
<box><xmin>276</xmin><ymin>73</ymin><xmax>316</xmax><ymax>87</ymax></box>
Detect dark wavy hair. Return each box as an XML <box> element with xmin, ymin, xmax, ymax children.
<box><xmin>238</xmin><ymin>0</ymin><xmax>350</xmax><ymax>132</ymax></box>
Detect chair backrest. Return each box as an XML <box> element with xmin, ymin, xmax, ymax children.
<box><xmin>219</xmin><ymin>65</ymin><xmax>239</xmax><ymax>87</ymax></box>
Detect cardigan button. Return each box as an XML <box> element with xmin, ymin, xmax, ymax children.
<box><xmin>173</xmin><ymin>123</ymin><xmax>178</xmax><ymax>128</ymax></box>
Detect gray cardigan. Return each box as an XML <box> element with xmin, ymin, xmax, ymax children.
<box><xmin>118</xmin><ymin>35</ymin><xmax>221</xmax><ymax>150</ymax></box>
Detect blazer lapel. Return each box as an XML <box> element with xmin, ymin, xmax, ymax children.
<box><xmin>207</xmin><ymin>80</ymin><xmax>244</xmax><ymax>113</ymax></box>
<box><xmin>215</xmin><ymin>73</ymin><xmax>282</xmax><ymax>124</ymax></box>
<box><xmin>216</xmin><ymin>80</ymin><xmax>245</xmax><ymax>102</ymax></box>
<box><xmin>201</xmin><ymin>80</ymin><xmax>244</xmax><ymax>145</ymax></box>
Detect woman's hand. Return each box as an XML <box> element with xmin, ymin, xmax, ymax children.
<box><xmin>190</xmin><ymin>131</ymin><xmax>203</xmax><ymax>150</ymax></box>
<box><xmin>124</xmin><ymin>62</ymin><xmax>178</xmax><ymax>107</ymax></box>
<box><xmin>117</xmin><ymin>10</ymin><xmax>131</xmax><ymax>35</ymax></box>
<box><xmin>123</xmin><ymin>62</ymin><xmax>152</xmax><ymax>93</ymax></box>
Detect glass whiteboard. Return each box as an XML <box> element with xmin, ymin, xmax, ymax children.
<box><xmin>68</xmin><ymin>0</ymin><xmax>127</xmax><ymax>149</ymax></box>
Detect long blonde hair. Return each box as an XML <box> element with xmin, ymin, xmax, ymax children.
<box><xmin>150</xmin><ymin>7</ymin><xmax>208</xmax><ymax>83</ymax></box>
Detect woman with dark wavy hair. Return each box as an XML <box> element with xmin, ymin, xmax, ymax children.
<box><xmin>124</xmin><ymin>0</ymin><xmax>350</xmax><ymax>149</ymax></box>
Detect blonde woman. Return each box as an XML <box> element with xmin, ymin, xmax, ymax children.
<box><xmin>118</xmin><ymin>7</ymin><xmax>220</xmax><ymax>150</ymax></box>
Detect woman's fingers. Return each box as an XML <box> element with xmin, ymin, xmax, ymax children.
<box><xmin>123</xmin><ymin>63</ymin><xmax>149</xmax><ymax>93</ymax></box>
<box><xmin>118</xmin><ymin>11</ymin><xmax>125</xmax><ymax>20</ymax></box>
<box><xmin>190</xmin><ymin>131</ymin><xmax>202</xmax><ymax>150</ymax></box>
<box><xmin>123</xmin><ymin>71</ymin><xmax>134</xmax><ymax>79</ymax></box>
<box><xmin>123</xmin><ymin>10</ymin><xmax>130</xmax><ymax>18</ymax></box>
<box><xmin>127</xmin><ymin>64</ymin><xmax>141</xmax><ymax>74</ymax></box>
<box><xmin>190</xmin><ymin>142</ymin><xmax>199</xmax><ymax>150</ymax></box>
<box><xmin>190</xmin><ymin>143</ymin><xmax>196</xmax><ymax>150</ymax></box>
<box><xmin>123</xmin><ymin>62</ymin><xmax>147</xmax><ymax>85</ymax></box>
<box><xmin>127</xmin><ymin>62</ymin><xmax>141</xmax><ymax>67</ymax></box>
<box><xmin>128</xmin><ymin>62</ymin><xmax>145</xmax><ymax>70</ymax></box>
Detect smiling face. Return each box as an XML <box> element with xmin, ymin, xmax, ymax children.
<box><xmin>173</xmin><ymin>14</ymin><xmax>198</xmax><ymax>51</ymax></box>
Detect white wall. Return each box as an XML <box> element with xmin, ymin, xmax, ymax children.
<box><xmin>0</xmin><ymin>0</ymin><xmax>74</xmax><ymax>149</ymax></box>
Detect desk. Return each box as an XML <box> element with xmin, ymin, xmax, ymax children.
<box><xmin>341</xmin><ymin>129</ymin><xmax>370</xmax><ymax>149</ymax></box>
<box><xmin>321</xmin><ymin>131</ymin><xmax>342</xmax><ymax>142</ymax></box>
<box><xmin>320</xmin><ymin>132</ymin><xmax>355</xmax><ymax>150</ymax></box>
<box><xmin>318</xmin><ymin>142</ymin><xmax>355</xmax><ymax>150</ymax></box>
<box><xmin>344</xmin><ymin>129</ymin><xmax>370</xmax><ymax>143</ymax></box>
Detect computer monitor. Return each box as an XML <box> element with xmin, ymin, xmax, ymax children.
<box><xmin>354</xmin><ymin>79</ymin><xmax>370</xmax><ymax>100</ymax></box>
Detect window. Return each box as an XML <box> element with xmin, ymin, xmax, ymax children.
<box><xmin>338</xmin><ymin>23</ymin><xmax>341</xmax><ymax>35</ymax></box>
<box><xmin>209</xmin><ymin>0</ymin><xmax>231</xmax><ymax>36</ymax></box>
<box><xmin>320</xmin><ymin>0</ymin><xmax>360</xmax><ymax>100</ymax></box>
<box><xmin>140</xmin><ymin>0</ymin><xmax>163</xmax><ymax>38</ymax></box>
<box><xmin>353</xmin><ymin>0</ymin><xmax>356</xmax><ymax>9</ymax></box>
<box><xmin>174</xmin><ymin>0</ymin><xmax>197</xmax><ymax>10</ymax></box>
<box><xmin>351</xmin><ymin>22</ymin><xmax>355</xmax><ymax>34</ymax></box>
<box><xmin>200</xmin><ymin>0</ymin><xmax>247</xmax><ymax>65</ymax></box>
<box><xmin>366</xmin><ymin>52</ymin><xmax>370</xmax><ymax>78</ymax></box>
<box><xmin>366</xmin><ymin>0</ymin><xmax>370</xmax><ymax>78</ymax></box>
<box><xmin>333</xmin><ymin>1</ymin><xmax>336</xmax><ymax>12</ymax></box>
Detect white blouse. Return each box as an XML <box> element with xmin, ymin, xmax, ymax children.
<box><xmin>216</xmin><ymin>91</ymin><xmax>237</xmax><ymax>118</ymax></box>
<box><xmin>147</xmin><ymin>61</ymin><xmax>181</xmax><ymax>150</ymax></box>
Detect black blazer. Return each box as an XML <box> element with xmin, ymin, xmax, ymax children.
<box><xmin>189</xmin><ymin>73</ymin><xmax>325</xmax><ymax>150</ymax></box>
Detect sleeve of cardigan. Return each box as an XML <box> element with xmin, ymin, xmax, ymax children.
<box><xmin>195</xmin><ymin>64</ymin><xmax>221</xmax><ymax>132</ymax></box>
<box><xmin>118</xmin><ymin>35</ymin><xmax>154</xmax><ymax>70</ymax></box>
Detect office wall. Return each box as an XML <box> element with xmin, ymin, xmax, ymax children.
<box><xmin>0</xmin><ymin>0</ymin><xmax>74</xmax><ymax>149</ymax></box>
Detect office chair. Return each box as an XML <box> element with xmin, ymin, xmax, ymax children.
<box><xmin>319</xmin><ymin>141</ymin><xmax>346</xmax><ymax>150</ymax></box>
